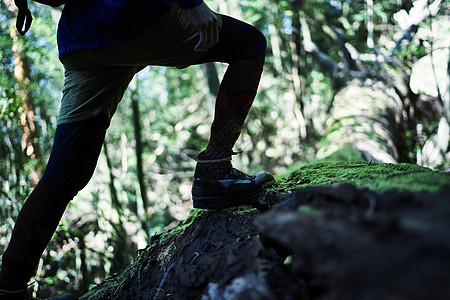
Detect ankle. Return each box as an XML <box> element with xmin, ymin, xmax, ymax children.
<box><xmin>195</xmin><ymin>150</ymin><xmax>233</xmax><ymax>179</ymax></box>
<box><xmin>204</xmin><ymin>146</ymin><xmax>233</xmax><ymax>158</ymax></box>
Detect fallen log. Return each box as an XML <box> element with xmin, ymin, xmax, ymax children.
<box><xmin>80</xmin><ymin>161</ymin><xmax>450</xmax><ymax>300</ymax></box>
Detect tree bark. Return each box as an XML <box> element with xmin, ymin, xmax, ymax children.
<box><xmin>201</xmin><ymin>62</ymin><xmax>220</xmax><ymax>115</ymax></box>
<box><xmin>103</xmin><ymin>140</ymin><xmax>132</xmax><ymax>274</ymax></box>
<box><xmin>130</xmin><ymin>78</ymin><xmax>150</xmax><ymax>214</ymax></box>
<box><xmin>6</xmin><ymin>1</ymin><xmax>44</xmax><ymax>184</ymax></box>
<box><xmin>289</xmin><ymin>0</ymin><xmax>308</xmax><ymax>141</ymax></box>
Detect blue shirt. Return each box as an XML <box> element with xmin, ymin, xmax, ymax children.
<box><xmin>57</xmin><ymin>0</ymin><xmax>203</xmax><ymax>55</ymax></box>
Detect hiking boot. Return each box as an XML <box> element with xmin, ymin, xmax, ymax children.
<box><xmin>192</xmin><ymin>149</ymin><xmax>274</xmax><ymax>210</ymax></box>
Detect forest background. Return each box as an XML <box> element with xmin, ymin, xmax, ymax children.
<box><xmin>1</xmin><ymin>0</ymin><xmax>449</xmax><ymax>297</ymax></box>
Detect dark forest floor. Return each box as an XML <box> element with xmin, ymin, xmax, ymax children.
<box><xmin>80</xmin><ymin>161</ymin><xmax>450</xmax><ymax>300</ymax></box>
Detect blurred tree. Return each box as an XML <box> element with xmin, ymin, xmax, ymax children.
<box><xmin>3</xmin><ymin>0</ymin><xmax>44</xmax><ymax>185</ymax></box>
<box><xmin>129</xmin><ymin>77</ymin><xmax>150</xmax><ymax>240</ymax></box>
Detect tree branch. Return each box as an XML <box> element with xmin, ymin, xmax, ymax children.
<box><xmin>390</xmin><ymin>0</ymin><xmax>442</xmax><ymax>56</ymax></box>
<box><xmin>299</xmin><ymin>12</ymin><xmax>340</xmax><ymax>79</ymax></box>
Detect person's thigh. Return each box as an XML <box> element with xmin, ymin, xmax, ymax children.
<box><xmin>58</xmin><ymin>63</ymin><xmax>137</xmax><ymax>125</ymax></box>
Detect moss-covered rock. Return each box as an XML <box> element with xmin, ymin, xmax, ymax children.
<box><xmin>81</xmin><ymin>160</ymin><xmax>449</xmax><ymax>300</ymax></box>
<box><xmin>269</xmin><ymin>161</ymin><xmax>449</xmax><ymax>194</ymax></box>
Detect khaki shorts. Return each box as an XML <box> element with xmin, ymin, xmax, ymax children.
<box><xmin>57</xmin><ymin>6</ymin><xmax>222</xmax><ymax>125</ymax></box>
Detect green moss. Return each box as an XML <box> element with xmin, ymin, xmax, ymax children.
<box><xmin>159</xmin><ymin>209</ymin><xmax>204</xmax><ymax>240</ymax></box>
<box><xmin>284</xmin><ymin>255</ymin><xmax>293</xmax><ymax>266</ymax></box>
<box><xmin>80</xmin><ymin>254</ymin><xmax>143</xmax><ymax>299</ymax></box>
<box><xmin>298</xmin><ymin>205</ymin><xmax>324</xmax><ymax>217</ymax></box>
<box><xmin>152</xmin><ymin>209</ymin><xmax>206</xmax><ymax>262</ymax></box>
<box><xmin>270</xmin><ymin>161</ymin><xmax>449</xmax><ymax>194</ymax></box>
<box><xmin>224</xmin><ymin>205</ymin><xmax>260</xmax><ymax>215</ymax></box>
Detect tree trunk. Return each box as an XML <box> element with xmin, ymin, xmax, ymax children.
<box><xmin>6</xmin><ymin>1</ymin><xmax>44</xmax><ymax>184</ymax></box>
<box><xmin>103</xmin><ymin>140</ymin><xmax>132</xmax><ymax>274</ymax></box>
<box><xmin>201</xmin><ymin>62</ymin><xmax>220</xmax><ymax>115</ymax></box>
<box><xmin>130</xmin><ymin>77</ymin><xmax>150</xmax><ymax>214</ymax></box>
<box><xmin>316</xmin><ymin>79</ymin><xmax>404</xmax><ymax>163</ymax></box>
<box><xmin>289</xmin><ymin>0</ymin><xmax>309</xmax><ymax>141</ymax></box>
<box><xmin>129</xmin><ymin>77</ymin><xmax>151</xmax><ymax>241</ymax></box>
<box><xmin>201</xmin><ymin>63</ymin><xmax>220</xmax><ymax>97</ymax></box>
<box><xmin>103</xmin><ymin>141</ymin><xmax>122</xmax><ymax>214</ymax></box>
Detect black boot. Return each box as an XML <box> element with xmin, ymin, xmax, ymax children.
<box><xmin>192</xmin><ymin>149</ymin><xmax>274</xmax><ymax>210</ymax></box>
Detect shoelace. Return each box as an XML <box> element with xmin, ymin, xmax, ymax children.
<box><xmin>197</xmin><ymin>157</ymin><xmax>232</xmax><ymax>164</ymax></box>
<box><xmin>196</xmin><ymin>150</ymin><xmax>243</xmax><ymax>164</ymax></box>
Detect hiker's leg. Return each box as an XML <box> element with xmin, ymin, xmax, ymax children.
<box><xmin>0</xmin><ymin>181</ymin><xmax>67</xmax><ymax>300</ymax></box>
<box><xmin>194</xmin><ymin>15</ymin><xmax>267</xmax><ymax>154</ymax></box>
<box><xmin>76</xmin><ymin>10</ymin><xmax>266</xmax><ymax>153</ymax></box>
<box><xmin>0</xmin><ymin>117</ymin><xmax>109</xmax><ymax>298</ymax></box>
<box><xmin>190</xmin><ymin>15</ymin><xmax>274</xmax><ymax>209</ymax></box>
